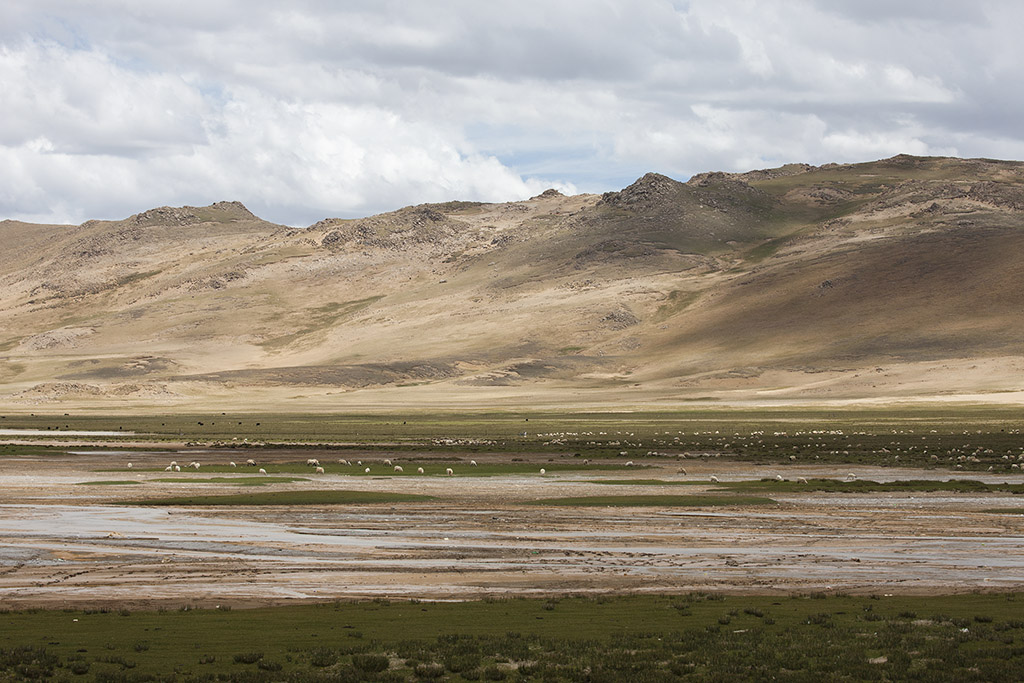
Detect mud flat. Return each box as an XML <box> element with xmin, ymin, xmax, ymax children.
<box><xmin>1</xmin><ymin>449</ymin><xmax>1023</xmax><ymax>608</ymax></box>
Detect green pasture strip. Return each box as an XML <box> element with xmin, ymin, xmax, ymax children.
<box><xmin>151</xmin><ymin>476</ymin><xmax>307</xmax><ymax>486</ymax></box>
<box><xmin>528</xmin><ymin>494</ymin><xmax>776</xmax><ymax>507</ymax></box>
<box><xmin>125</xmin><ymin>490</ymin><xmax>434</xmax><ymax>506</ymax></box>
<box><xmin>74</xmin><ymin>480</ymin><xmax>141</xmax><ymax>486</ymax></box>
<box><xmin>122</xmin><ymin>462</ymin><xmax>636</xmax><ymax>476</ymax></box>
<box><xmin>578</xmin><ymin>479</ymin><xmax>702</xmax><ymax>485</ymax></box>
<box><xmin>719</xmin><ymin>478</ymin><xmax>1024</xmax><ymax>494</ymax></box>
<box><xmin>3</xmin><ymin>593</ymin><xmax>1024</xmax><ymax>681</ymax></box>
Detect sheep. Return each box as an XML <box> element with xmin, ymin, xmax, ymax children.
<box><xmin>775</xmin><ymin>474</ymin><xmax>784</xmax><ymax>482</ymax></box>
<box><xmin>678</xmin><ymin>467</ymin><xmax>687</xmax><ymax>475</ymax></box>
<box><xmin>394</xmin><ymin>465</ymin><xmax>404</xmax><ymax>472</ymax></box>
<box><xmin>540</xmin><ymin>468</ymin><xmax>546</xmax><ymax>475</ymax></box>
<box><xmin>470</xmin><ymin>460</ymin><xmax>477</xmax><ymax>466</ymax></box>
<box><xmin>246</xmin><ymin>459</ymin><xmax>257</xmax><ymax>466</ymax></box>
<box><xmin>127</xmin><ymin>463</ymin><xmax>133</xmax><ymax>469</ymax></box>
<box><xmin>583</xmin><ymin>459</ymin><xmax>590</xmax><ymax>465</ymax></box>
<box><xmin>193</xmin><ymin>462</ymin><xmax>201</xmax><ymax>470</ymax></box>
<box><xmin>846</xmin><ymin>473</ymin><xmax>857</xmax><ymax>481</ymax></box>
<box><xmin>338</xmin><ymin>459</ymin><xmax>349</xmax><ymax>466</ymax></box>
<box><xmin>259</xmin><ymin>468</ymin><xmax>267</xmax><ymax>475</ymax></box>
<box><xmin>625</xmin><ymin>461</ymin><xmax>634</xmax><ymax>467</ymax></box>
<box><xmin>306</xmin><ymin>458</ymin><xmax>320</xmax><ymax>467</ymax></box>
<box><xmin>174</xmin><ymin>465</ymin><xmax>181</xmax><ymax>472</ymax></box>
<box><xmin>710</xmin><ymin>475</ymin><xmax>720</xmax><ymax>483</ymax></box>
<box><xmin>384</xmin><ymin>459</ymin><xmax>392</xmax><ymax>466</ymax></box>
<box><xmin>229</xmin><ymin>461</ymin><xmax>237</xmax><ymax>467</ymax></box>
<box><xmin>364</xmin><ymin>467</ymin><xmax>370</xmax><ymax>473</ymax></box>
<box><xmin>164</xmin><ymin>465</ymin><xmax>172</xmax><ymax>472</ymax></box>
<box><xmin>417</xmin><ymin>467</ymin><xmax>425</xmax><ymax>474</ymax></box>
<box><xmin>315</xmin><ymin>466</ymin><xmax>325</xmax><ymax>474</ymax></box>
<box><xmin>169</xmin><ymin>461</ymin><xmax>178</xmax><ymax>467</ymax></box>
<box><xmin>446</xmin><ymin>468</ymin><xmax>454</xmax><ymax>476</ymax></box>
<box><xmin>797</xmin><ymin>477</ymin><xmax>808</xmax><ymax>484</ymax></box>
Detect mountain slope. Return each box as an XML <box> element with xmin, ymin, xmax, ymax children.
<box><xmin>1</xmin><ymin>155</ymin><xmax>1023</xmax><ymax>408</ymax></box>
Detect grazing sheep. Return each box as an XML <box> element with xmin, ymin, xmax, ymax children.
<box><xmin>338</xmin><ymin>459</ymin><xmax>349</xmax><ymax>466</ymax></box>
<box><xmin>625</xmin><ymin>461</ymin><xmax>634</xmax><ymax>467</ymax></box>
<box><xmin>846</xmin><ymin>473</ymin><xmax>857</xmax><ymax>481</ymax></box>
<box><xmin>246</xmin><ymin>459</ymin><xmax>257</xmax><ymax>466</ymax></box>
<box><xmin>583</xmin><ymin>459</ymin><xmax>589</xmax><ymax>465</ymax></box>
<box><xmin>540</xmin><ymin>468</ymin><xmax>546</xmax><ymax>474</ymax></box>
<box><xmin>174</xmin><ymin>465</ymin><xmax>181</xmax><ymax>472</ymax></box>
<box><xmin>775</xmin><ymin>474</ymin><xmax>784</xmax><ymax>482</ymax></box>
<box><xmin>164</xmin><ymin>465</ymin><xmax>172</xmax><ymax>472</ymax></box>
<box><xmin>678</xmin><ymin>468</ymin><xmax>687</xmax><ymax>475</ymax></box>
<box><xmin>258</xmin><ymin>468</ymin><xmax>267</xmax><ymax>475</ymax></box>
<box><xmin>384</xmin><ymin>459</ymin><xmax>392</xmax><ymax>466</ymax></box>
<box><xmin>446</xmin><ymin>468</ymin><xmax>454</xmax><ymax>476</ymax></box>
<box><xmin>417</xmin><ymin>467</ymin><xmax>425</xmax><ymax>474</ymax></box>
<box><xmin>229</xmin><ymin>461</ymin><xmax>237</xmax><ymax>467</ymax></box>
<box><xmin>306</xmin><ymin>459</ymin><xmax>320</xmax><ymax>467</ymax></box>
<box><xmin>394</xmin><ymin>465</ymin><xmax>404</xmax><ymax>472</ymax></box>
<box><xmin>192</xmin><ymin>462</ymin><xmax>201</xmax><ymax>470</ymax></box>
<box><xmin>470</xmin><ymin>460</ymin><xmax>477</xmax><ymax>466</ymax></box>
<box><xmin>710</xmin><ymin>475</ymin><xmax>720</xmax><ymax>483</ymax></box>
<box><xmin>127</xmin><ymin>463</ymin><xmax>133</xmax><ymax>469</ymax></box>
<box><xmin>364</xmin><ymin>467</ymin><xmax>370</xmax><ymax>473</ymax></box>
<box><xmin>315</xmin><ymin>466</ymin><xmax>325</xmax><ymax>474</ymax></box>
<box><xmin>169</xmin><ymin>461</ymin><xmax>178</xmax><ymax>467</ymax></box>
<box><xmin>797</xmin><ymin>477</ymin><xmax>808</xmax><ymax>484</ymax></box>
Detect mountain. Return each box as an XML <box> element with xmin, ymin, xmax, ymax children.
<box><xmin>2</xmin><ymin>155</ymin><xmax>1023</xmax><ymax>410</ymax></box>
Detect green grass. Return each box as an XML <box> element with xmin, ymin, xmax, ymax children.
<box><xmin>125</xmin><ymin>490</ymin><xmax>434</xmax><ymax>506</ymax></box>
<box><xmin>528</xmin><ymin>494</ymin><xmax>776</xmax><ymax>507</ymax></box>
<box><xmin>151</xmin><ymin>476</ymin><xmax>308</xmax><ymax>486</ymax></box>
<box><xmin>4</xmin><ymin>593</ymin><xmax>1024</xmax><ymax>681</ymax></box>
<box><xmin>75</xmin><ymin>480</ymin><xmax>141</xmax><ymax>486</ymax></box>
<box><xmin>719</xmin><ymin>478</ymin><xmax>1024</xmax><ymax>494</ymax></box>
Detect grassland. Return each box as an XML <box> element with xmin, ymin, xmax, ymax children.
<box><xmin>528</xmin><ymin>494</ymin><xmax>776</xmax><ymax>507</ymax></box>
<box><xmin>126</xmin><ymin>490</ymin><xmax>434</xmax><ymax>506</ymax></box>
<box><xmin>4</xmin><ymin>593</ymin><xmax>1024</xmax><ymax>681</ymax></box>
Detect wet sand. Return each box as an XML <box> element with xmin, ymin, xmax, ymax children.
<box><xmin>2</xmin><ymin>450</ymin><xmax>1023</xmax><ymax>608</ymax></box>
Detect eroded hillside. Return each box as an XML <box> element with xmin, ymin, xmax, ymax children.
<box><xmin>2</xmin><ymin>155</ymin><xmax>1023</xmax><ymax>409</ymax></box>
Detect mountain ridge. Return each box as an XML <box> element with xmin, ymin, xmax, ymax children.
<box><xmin>2</xmin><ymin>154</ymin><xmax>1023</xmax><ymax>410</ymax></box>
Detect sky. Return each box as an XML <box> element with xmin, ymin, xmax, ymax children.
<box><xmin>2</xmin><ymin>0</ymin><xmax>1023</xmax><ymax>226</ymax></box>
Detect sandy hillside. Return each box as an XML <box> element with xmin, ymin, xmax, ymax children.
<box><xmin>1</xmin><ymin>155</ymin><xmax>1023</xmax><ymax>410</ymax></box>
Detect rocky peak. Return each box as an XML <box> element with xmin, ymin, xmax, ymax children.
<box><xmin>598</xmin><ymin>172</ymin><xmax>685</xmax><ymax>208</ymax></box>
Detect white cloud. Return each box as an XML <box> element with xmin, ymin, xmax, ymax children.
<box><xmin>0</xmin><ymin>0</ymin><xmax>1022</xmax><ymax>223</ymax></box>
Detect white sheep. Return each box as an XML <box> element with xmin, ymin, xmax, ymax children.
<box><xmin>394</xmin><ymin>465</ymin><xmax>404</xmax><ymax>472</ymax></box>
<box><xmin>384</xmin><ymin>459</ymin><xmax>392</xmax><ymax>466</ymax></box>
<box><xmin>174</xmin><ymin>465</ymin><xmax>181</xmax><ymax>472</ymax></box>
<box><xmin>678</xmin><ymin>467</ymin><xmax>687</xmax><ymax>475</ymax></box>
<box><xmin>315</xmin><ymin>466</ymin><xmax>325</xmax><ymax>474</ymax></box>
<box><xmin>127</xmin><ymin>463</ymin><xmax>133</xmax><ymax>469</ymax></box>
<box><xmin>470</xmin><ymin>460</ymin><xmax>477</xmax><ymax>466</ymax></box>
<box><xmin>193</xmin><ymin>462</ymin><xmax>201</xmax><ymax>470</ymax></box>
<box><xmin>229</xmin><ymin>461</ymin><xmax>237</xmax><ymax>467</ymax></box>
<box><xmin>307</xmin><ymin>458</ymin><xmax>320</xmax><ymax>467</ymax></box>
<box><xmin>797</xmin><ymin>477</ymin><xmax>808</xmax><ymax>484</ymax></box>
<box><xmin>259</xmin><ymin>468</ymin><xmax>267</xmax><ymax>475</ymax></box>
<box><xmin>710</xmin><ymin>475</ymin><xmax>720</xmax><ymax>483</ymax></box>
<box><xmin>339</xmin><ymin>459</ymin><xmax>349</xmax><ymax>466</ymax></box>
<box><xmin>446</xmin><ymin>468</ymin><xmax>454</xmax><ymax>476</ymax></box>
<box><xmin>170</xmin><ymin>461</ymin><xmax>178</xmax><ymax>467</ymax></box>
<box><xmin>164</xmin><ymin>465</ymin><xmax>172</xmax><ymax>472</ymax></box>
<box><xmin>846</xmin><ymin>473</ymin><xmax>857</xmax><ymax>481</ymax></box>
<box><xmin>540</xmin><ymin>468</ymin><xmax>546</xmax><ymax>475</ymax></box>
<box><xmin>246</xmin><ymin>459</ymin><xmax>257</xmax><ymax>466</ymax></box>
<box><xmin>417</xmin><ymin>467</ymin><xmax>425</xmax><ymax>474</ymax></box>
<box><xmin>364</xmin><ymin>467</ymin><xmax>370</xmax><ymax>473</ymax></box>
<box><xmin>775</xmin><ymin>474</ymin><xmax>784</xmax><ymax>482</ymax></box>
<box><xmin>625</xmin><ymin>460</ymin><xmax>633</xmax><ymax>466</ymax></box>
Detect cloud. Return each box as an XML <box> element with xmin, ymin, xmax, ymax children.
<box><xmin>1</xmin><ymin>1</ymin><xmax>1022</xmax><ymax>224</ymax></box>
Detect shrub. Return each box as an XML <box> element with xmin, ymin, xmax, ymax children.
<box><xmin>351</xmin><ymin>653</ymin><xmax>389</xmax><ymax>673</ymax></box>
